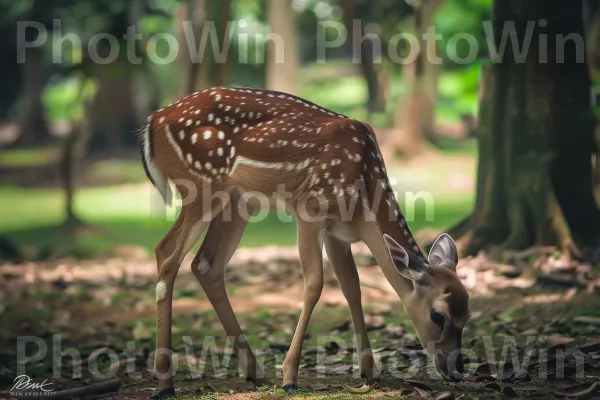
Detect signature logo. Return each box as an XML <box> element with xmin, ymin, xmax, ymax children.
<box><xmin>10</xmin><ymin>375</ymin><xmax>54</xmax><ymax>396</ymax></box>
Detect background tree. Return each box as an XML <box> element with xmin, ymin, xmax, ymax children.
<box><xmin>393</xmin><ymin>0</ymin><xmax>445</xmax><ymax>156</ymax></box>
<box><xmin>341</xmin><ymin>0</ymin><xmax>387</xmax><ymax>116</ymax></box>
<box><xmin>267</xmin><ymin>0</ymin><xmax>299</xmax><ymax>95</ymax></box>
<box><xmin>447</xmin><ymin>0</ymin><xmax>600</xmax><ymax>262</ymax></box>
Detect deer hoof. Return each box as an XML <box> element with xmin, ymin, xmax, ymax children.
<box><xmin>151</xmin><ymin>388</ymin><xmax>176</xmax><ymax>399</ymax></box>
<box><xmin>282</xmin><ymin>383</ymin><xmax>297</xmax><ymax>393</ymax></box>
<box><xmin>248</xmin><ymin>377</ymin><xmax>271</xmax><ymax>388</ymax></box>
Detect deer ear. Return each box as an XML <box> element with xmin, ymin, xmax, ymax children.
<box><xmin>428</xmin><ymin>233</ymin><xmax>458</xmax><ymax>272</ymax></box>
<box><xmin>383</xmin><ymin>234</ymin><xmax>426</xmax><ymax>281</ymax></box>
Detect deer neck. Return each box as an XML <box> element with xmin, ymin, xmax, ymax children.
<box><xmin>358</xmin><ymin>128</ymin><xmax>427</xmax><ymax>300</ymax></box>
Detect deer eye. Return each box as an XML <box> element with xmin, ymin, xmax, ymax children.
<box><xmin>431</xmin><ymin>310</ymin><xmax>445</xmax><ymax>329</ymax></box>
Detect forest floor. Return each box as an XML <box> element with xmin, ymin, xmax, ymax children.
<box><xmin>1</xmin><ymin>140</ymin><xmax>600</xmax><ymax>398</ymax></box>
<box><xmin>1</xmin><ymin>244</ymin><xmax>600</xmax><ymax>399</ymax></box>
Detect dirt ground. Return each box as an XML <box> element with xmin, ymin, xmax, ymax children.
<box><xmin>1</xmin><ymin>244</ymin><xmax>600</xmax><ymax>399</ymax></box>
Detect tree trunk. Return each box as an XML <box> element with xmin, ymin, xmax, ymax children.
<box><xmin>59</xmin><ymin>121</ymin><xmax>84</xmax><ymax>227</ymax></box>
<box><xmin>588</xmin><ymin>4</ymin><xmax>600</xmax><ymax>194</ymax></box>
<box><xmin>17</xmin><ymin>47</ymin><xmax>50</xmax><ymax>146</ymax></box>
<box><xmin>177</xmin><ymin>0</ymin><xmax>204</xmax><ymax>97</ymax></box>
<box><xmin>341</xmin><ymin>0</ymin><xmax>387</xmax><ymax>115</ymax></box>
<box><xmin>196</xmin><ymin>0</ymin><xmax>230</xmax><ymax>90</ymax></box>
<box><xmin>59</xmin><ymin>75</ymin><xmax>92</xmax><ymax>227</ymax></box>
<box><xmin>393</xmin><ymin>1</ymin><xmax>443</xmax><ymax>157</ymax></box>
<box><xmin>421</xmin><ymin>1</ymin><xmax>443</xmax><ymax>139</ymax></box>
<box><xmin>267</xmin><ymin>0</ymin><xmax>299</xmax><ymax>95</ymax></box>
<box><xmin>447</xmin><ymin>0</ymin><xmax>600</xmax><ymax>262</ymax></box>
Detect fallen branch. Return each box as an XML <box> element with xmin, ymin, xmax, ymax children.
<box><xmin>536</xmin><ymin>274</ymin><xmax>587</xmax><ymax>288</ymax></box>
<box><xmin>11</xmin><ymin>379</ymin><xmax>121</xmax><ymax>400</ymax></box>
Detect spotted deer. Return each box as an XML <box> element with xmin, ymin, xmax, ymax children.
<box><xmin>139</xmin><ymin>87</ymin><xmax>470</xmax><ymax>398</ymax></box>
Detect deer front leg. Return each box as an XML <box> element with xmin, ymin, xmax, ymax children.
<box><xmin>154</xmin><ymin>215</ymin><xmax>209</xmax><ymax>398</ymax></box>
<box><xmin>191</xmin><ymin>197</ymin><xmax>269</xmax><ymax>387</ymax></box>
<box><xmin>282</xmin><ymin>221</ymin><xmax>325</xmax><ymax>392</ymax></box>
<box><xmin>324</xmin><ymin>235</ymin><xmax>380</xmax><ymax>383</ymax></box>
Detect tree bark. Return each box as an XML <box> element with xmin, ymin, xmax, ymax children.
<box><xmin>196</xmin><ymin>0</ymin><xmax>231</xmax><ymax>90</ymax></box>
<box><xmin>447</xmin><ymin>0</ymin><xmax>600</xmax><ymax>262</ymax></box>
<box><xmin>17</xmin><ymin>47</ymin><xmax>50</xmax><ymax>145</ymax></box>
<box><xmin>267</xmin><ymin>0</ymin><xmax>299</xmax><ymax>95</ymax></box>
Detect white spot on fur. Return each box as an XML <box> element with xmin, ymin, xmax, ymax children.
<box><xmin>197</xmin><ymin>257</ymin><xmax>210</xmax><ymax>275</ymax></box>
<box><xmin>156</xmin><ymin>281</ymin><xmax>166</xmax><ymax>302</ymax></box>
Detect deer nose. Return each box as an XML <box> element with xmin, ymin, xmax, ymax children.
<box><xmin>434</xmin><ymin>351</ymin><xmax>464</xmax><ymax>381</ymax></box>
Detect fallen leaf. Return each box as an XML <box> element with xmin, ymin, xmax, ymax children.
<box><xmin>343</xmin><ymin>383</ymin><xmax>372</xmax><ymax>394</ymax></box>
<box><xmin>433</xmin><ymin>391</ymin><xmax>455</xmax><ymax>400</ymax></box>
<box><xmin>484</xmin><ymin>382</ymin><xmax>502</xmax><ymax>392</ymax></box>
<box><xmin>553</xmin><ymin>382</ymin><xmax>599</xmax><ymax>399</ymax></box>
<box><xmin>521</xmin><ymin>329</ymin><xmax>538</xmax><ymax>335</ymax></box>
<box><xmin>579</xmin><ymin>341</ymin><xmax>600</xmax><ymax>354</ymax></box>
<box><xmin>574</xmin><ymin>316</ymin><xmax>600</xmax><ymax>326</ymax></box>
<box><xmin>311</xmin><ymin>384</ymin><xmax>332</xmax><ymax>391</ymax></box>
<box><xmin>330</xmin><ymin>320</ymin><xmax>351</xmax><ymax>333</ymax></box>
<box><xmin>313</xmin><ymin>364</ymin><xmax>352</xmax><ymax>375</ymax></box>
<box><xmin>547</xmin><ymin>334</ymin><xmax>575</xmax><ymax>346</ymax></box>
<box><xmin>403</xmin><ymin>380</ymin><xmax>431</xmax><ymax>391</ymax></box>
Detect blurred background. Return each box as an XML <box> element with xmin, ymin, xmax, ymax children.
<box><xmin>0</xmin><ymin>0</ymin><xmax>598</xmax><ymax>263</ymax></box>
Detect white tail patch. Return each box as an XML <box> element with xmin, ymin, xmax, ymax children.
<box><xmin>142</xmin><ymin>117</ymin><xmax>172</xmax><ymax>206</ymax></box>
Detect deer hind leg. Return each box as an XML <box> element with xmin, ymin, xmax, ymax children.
<box><xmin>190</xmin><ymin>193</ymin><xmax>269</xmax><ymax>386</ymax></box>
<box><xmin>154</xmin><ymin>209</ymin><xmax>210</xmax><ymax>397</ymax></box>
<box><xmin>324</xmin><ymin>235</ymin><xmax>380</xmax><ymax>383</ymax></box>
<box><xmin>282</xmin><ymin>220</ymin><xmax>325</xmax><ymax>392</ymax></box>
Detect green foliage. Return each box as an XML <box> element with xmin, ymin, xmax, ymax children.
<box><xmin>438</xmin><ymin>63</ymin><xmax>482</xmax><ymax>117</ymax></box>
<box><xmin>435</xmin><ymin>0</ymin><xmax>492</xmax><ymax>66</ymax></box>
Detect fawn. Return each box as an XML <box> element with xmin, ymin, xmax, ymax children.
<box><xmin>139</xmin><ymin>87</ymin><xmax>470</xmax><ymax>398</ymax></box>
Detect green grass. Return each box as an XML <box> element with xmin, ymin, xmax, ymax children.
<box><xmin>0</xmin><ymin>155</ymin><xmax>474</xmax><ymax>259</ymax></box>
<box><xmin>0</xmin><ymin>146</ymin><xmax>61</xmax><ymax>168</ymax></box>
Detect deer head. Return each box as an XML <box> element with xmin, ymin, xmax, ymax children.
<box><xmin>383</xmin><ymin>233</ymin><xmax>470</xmax><ymax>380</ymax></box>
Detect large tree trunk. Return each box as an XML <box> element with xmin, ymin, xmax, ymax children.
<box><xmin>588</xmin><ymin>4</ymin><xmax>600</xmax><ymax>194</ymax></box>
<box><xmin>447</xmin><ymin>0</ymin><xmax>600</xmax><ymax>262</ymax></box>
<box><xmin>267</xmin><ymin>0</ymin><xmax>299</xmax><ymax>95</ymax></box>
